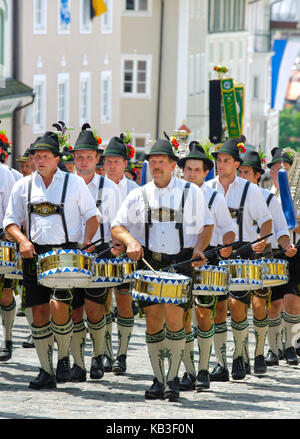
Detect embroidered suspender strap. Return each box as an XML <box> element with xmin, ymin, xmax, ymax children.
<box><xmin>141</xmin><ymin>187</ymin><xmax>152</xmax><ymax>250</ymax></box>
<box><xmin>27</xmin><ymin>175</ymin><xmax>33</xmax><ymax>241</ymax></box>
<box><xmin>96</xmin><ymin>175</ymin><xmax>105</xmax><ymax>241</ymax></box>
<box><xmin>175</xmin><ymin>182</ymin><xmax>191</xmax><ymax>252</ymax></box>
<box><xmin>60</xmin><ymin>172</ymin><xmax>70</xmax><ymax>244</ymax></box>
<box><xmin>237</xmin><ymin>180</ymin><xmax>251</xmax><ymax>242</ymax></box>
<box><xmin>208</xmin><ymin>190</ymin><xmax>218</xmax><ymax>210</ymax></box>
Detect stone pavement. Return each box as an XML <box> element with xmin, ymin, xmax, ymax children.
<box><xmin>0</xmin><ymin>299</ymin><xmax>300</xmax><ymax>421</ymax></box>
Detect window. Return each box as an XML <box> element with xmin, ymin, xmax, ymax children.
<box><xmin>33</xmin><ymin>74</ymin><xmax>46</xmax><ymax>133</ymax></box>
<box><xmin>33</xmin><ymin>0</ymin><xmax>47</xmax><ymax>34</ymax></box>
<box><xmin>208</xmin><ymin>0</ymin><xmax>246</xmax><ymax>33</ymax></box>
<box><xmin>58</xmin><ymin>0</ymin><xmax>71</xmax><ymax>34</ymax></box>
<box><xmin>121</xmin><ymin>55</ymin><xmax>151</xmax><ymax>98</ymax></box>
<box><xmin>57</xmin><ymin>73</ymin><xmax>70</xmax><ymax>124</ymax></box>
<box><xmin>80</xmin><ymin>0</ymin><xmax>91</xmax><ymax>33</ymax></box>
<box><xmin>124</xmin><ymin>0</ymin><xmax>151</xmax><ymax>16</ymax></box>
<box><xmin>101</xmin><ymin>0</ymin><xmax>112</xmax><ymax>33</ymax></box>
<box><xmin>131</xmin><ymin>133</ymin><xmax>150</xmax><ymax>158</ymax></box>
<box><xmin>101</xmin><ymin>71</ymin><xmax>112</xmax><ymax>123</ymax></box>
<box><xmin>79</xmin><ymin>72</ymin><xmax>91</xmax><ymax>126</ymax></box>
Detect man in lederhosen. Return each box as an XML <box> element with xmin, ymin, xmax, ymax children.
<box><xmin>4</xmin><ymin>131</ymin><xmax>99</xmax><ymax>389</ymax></box>
<box><xmin>238</xmin><ymin>150</ymin><xmax>297</xmax><ymax>374</ymax></box>
<box><xmin>0</xmin><ymin>139</ymin><xmax>18</xmax><ymax>362</ymax></box>
<box><xmin>177</xmin><ymin>142</ymin><xmax>235</xmax><ymax>391</ymax></box>
<box><xmin>111</xmin><ymin>138</ymin><xmax>213</xmax><ymax>401</ymax></box>
<box><xmin>70</xmin><ymin>125</ymin><xmax>120</xmax><ymax>382</ymax></box>
<box><xmin>102</xmin><ymin>136</ymin><xmax>139</xmax><ymax>375</ymax></box>
<box><xmin>265</xmin><ymin>148</ymin><xmax>300</xmax><ymax>365</ymax></box>
<box><xmin>206</xmin><ymin>137</ymin><xmax>272</xmax><ymax>381</ymax></box>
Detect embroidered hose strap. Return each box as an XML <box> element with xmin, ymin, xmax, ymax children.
<box><xmin>166</xmin><ymin>327</ymin><xmax>186</xmax><ymax>341</ymax></box>
<box><xmin>214</xmin><ymin>321</ymin><xmax>227</xmax><ymax>334</ymax></box>
<box><xmin>117</xmin><ymin>315</ymin><xmax>134</xmax><ymax>328</ymax></box>
<box><xmin>282</xmin><ymin>311</ymin><xmax>300</xmax><ymax>324</ymax></box>
<box><xmin>231</xmin><ymin>318</ymin><xmax>249</xmax><ymax>331</ymax></box>
<box><xmin>105</xmin><ymin>313</ymin><xmax>113</xmax><ymax>325</ymax></box>
<box><xmin>253</xmin><ymin>316</ymin><xmax>269</xmax><ymax>328</ymax></box>
<box><xmin>50</xmin><ymin>318</ymin><xmax>73</xmax><ymax>336</ymax></box>
<box><xmin>87</xmin><ymin>316</ymin><xmax>106</xmax><ymax>331</ymax></box>
<box><xmin>146</xmin><ymin>328</ymin><xmax>165</xmax><ymax>344</ymax></box>
<box><xmin>31</xmin><ymin>322</ymin><xmax>52</xmax><ymax>340</ymax></box>
<box><xmin>268</xmin><ymin>316</ymin><xmax>282</xmax><ymax>328</ymax></box>
<box><xmin>196</xmin><ymin>325</ymin><xmax>214</xmax><ymax>339</ymax></box>
<box><xmin>185</xmin><ymin>331</ymin><xmax>194</xmax><ymax>343</ymax></box>
<box><xmin>0</xmin><ymin>297</ymin><xmax>16</xmax><ymax>312</ymax></box>
<box><xmin>73</xmin><ymin>320</ymin><xmax>86</xmax><ymax>333</ymax></box>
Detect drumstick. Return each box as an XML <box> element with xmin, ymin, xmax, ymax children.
<box><xmin>164</xmin><ymin>234</ymin><xmax>273</xmax><ymax>271</ymax></box>
<box><xmin>233</xmin><ymin>233</ymin><xmax>273</xmax><ymax>257</ymax></box>
<box><xmin>81</xmin><ymin>238</ymin><xmax>104</xmax><ymax>251</ymax></box>
<box><xmin>141</xmin><ymin>257</ymin><xmax>159</xmax><ymax>276</ymax></box>
<box><xmin>272</xmin><ymin>243</ymin><xmax>300</xmax><ymax>258</ymax></box>
<box><xmin>94</xmin><ymin>244</ymin><xmax>123</xmax><ymax>258</ymax></box>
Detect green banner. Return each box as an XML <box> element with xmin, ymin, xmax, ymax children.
<box><xmin>234</xmin><ymin>83</ymin><xmax>245</xmax><ymax>135</ymax></box>
<box><xmin>221</xmin><ymin>78</ymin><xmax>240</xmax><ymax>138</ymax></box>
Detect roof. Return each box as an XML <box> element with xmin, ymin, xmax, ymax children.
<box><xmin>0</xmin><ymin>79</ymin><xmax>34</xmax><ymax>101</ymax></box>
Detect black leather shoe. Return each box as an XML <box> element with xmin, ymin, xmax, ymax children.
<box><xmin>265</xmin><ymin>350</ymin><xmax>279</xmax><ymax>366</ymax></box>
<box><xmin>296</xmin><ymin>340</ymin><xmax>300</xmax><ymax>357</ymax></box>
<box><xmin>22</xmin><ymin>334</ymin><xmax>34</xmax><ymax>349</ymax></box>
<box><xmin>284</xmin><ymin>347</ymin><xmax>299</xmax><ymax>365</ymax></box>
<box><xmin>232</xmin><ymin>356</ymin><xmax>246</xmax><ymax>380</ymax></box>
<box><xmin>112</xmin><ymin>355</ymin><xmax>127</xmax><ymax>374</ymax></box>
<box><xmin>56</xmin><ymin>357</ymin><xmax>71</xmax><ymax>383</ymax></box>
<box><xmin>90</xmin><ymin>355</ymin><xmax>104</xmax><ymax>379</ymax></box>
<box><xmin>278</xmin><ymin>348</ymin><xmax>284</xmax><ymax>360</ymax></box>
<box><xmin>196</xmin><ymin>370</ymin><xmax>210</xmax><ymax>392</ymax></box>
<box><xmin>164</xmin><ymin>378</ymin><xmax>180</xmax><ymax>401</ymax></box>
<box><xmin>29</xmin><ymin>369</ymin><xmax>56</xmax><ymax>390</ymax></box>
<box><xmin>145</xmin><ymin>378</ymin><xmax>165</xmax><ymax>400</ymax></box>
<box><xmin>70</xmin><ymin>364</ymin><xmax>86</xmax><ymax>382</ymax></box>
<box><xmin>0</xmin><ymin>341</ymin><xmax>12</xmax><ymax>361</ymax></box>
<box><xmin>210</xmin><ymin>363</ymin><xmax>229</xmax><ymax>382</ymax></box>
<box><xmin>103</xmin><ymin>354</ymin><xmax>113</xmax><ymax>372</ymax></box>
<box><xmin>254</xmin><ymin>355</ymin><xmax>267</xmax><ymax>376</ymax></box>
<box><xmin>179</xmin><ymin>372</ymin><xmax>196</xmax><ymax>391</ymax></box>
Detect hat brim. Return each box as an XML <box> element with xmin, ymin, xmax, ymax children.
<box><xmin>145</xmin><ymin>151</ymin><xmax>179</xmax><ymax>162</ymax></box>
<box><xmin>16</xmin><ymin>157</ymin><xmax>29</xmax><ymax>162</ymax></box>
<box><xmin>177</xmin><ymin>155</ymin><xmax>214</xmax><ymax>170</ymax></box>
<box><xmin>212</xmin><ymin>149</ymin><xmax>243</xmax><ymax>163</ymax></box>
<box><xmin>267</xmin><ymin>158</ymin><xmax>293</xmax><ymax>169</ymax></box>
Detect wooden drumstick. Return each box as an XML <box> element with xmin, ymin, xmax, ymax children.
<box><xmin>141</xmin><ymin>257</ymin><xmax>159</xmax><ymax>276</ymax></box>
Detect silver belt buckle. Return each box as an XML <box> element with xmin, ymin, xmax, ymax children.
<box><xmin>152</xmin><ymin>251</ymin><xmax>162</xmax><ymax>262</ymax></box>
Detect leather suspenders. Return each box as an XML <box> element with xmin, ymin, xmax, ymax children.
<box><xmin>208</xmin><ymin>190</ymin><xmax>218</xmax><ymax>210</ymax></box>
<box><xmin>236</xmin><ymin>180</ymin><xmax>250</xmax><ymax>242</ymax></box>
<box><xmin>27</xmin><ymin>172</ymin><xmax>70</xmax><ymax>243</ymax></box>
<box><xmin>141</xmin><ymin>182</ymin><xmax>191</xmax><ymax>252</ymax></box>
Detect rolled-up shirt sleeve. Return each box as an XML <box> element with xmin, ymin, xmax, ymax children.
<box><xmin>3</xmin><ymin>179</ymin><xmax>26</xmax><ymax>230</ymax></box>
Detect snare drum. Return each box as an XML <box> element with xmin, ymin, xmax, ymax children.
<box><xmin>132</xmin><ymin>270</ymin><xmax>191</xmax><ymax>305</ymax></box>
<box><xmin>258</xmin><ymin>258</ymin><xmax>288</xmax><ymax>288</ymax></box>
<box><xmin>86</xmin><ymin>258</ymin><xmax>124</xmax><ymax>288</ymax></box>
<box><xmin>219</xmin><ymin>259</ymin><xmax>263</xmax><ymax>291</ymax></box>
<box><xmin>5</xmin><ymin>253</ymin><xmax>23</xmax><ymax>280</ymax></box>
<box><xmin>121</xmin><ymin>258</ymin><xmax>137</xmax><ymax>283</ymax></box>
<box><xmin>37</xmin><ymin>249</ymin><xmax>93</xmax><ymax>289</ymax></box>
<box><xmin>193</xmin><ymin>265</ymin><xmax>228</xmax><ymax>296</ymax></box>
<box><xmin>0</xmin><ymin>241</ymin><xmax>18</xmax><ymax>274</ymax></box>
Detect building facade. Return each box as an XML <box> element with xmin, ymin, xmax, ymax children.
<box><xmin>16</xmin><ymin>0</ymin><xmax>122</xmax><ymax>159</ymax></box>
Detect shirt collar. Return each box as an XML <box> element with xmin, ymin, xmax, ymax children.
<box><xmin>87</xmin><ymin>173</ymin><xmax>99</xmax><ymax>188</ymax></box>
<box><xmin>151</xmin><ymin>176</ymin><xmax>176</xmax><ymax>193</ymax></box>
<box><xmin>35</xmin><ymin>167</ymin><xmax>64</xmax><ymax>183</ymax></box>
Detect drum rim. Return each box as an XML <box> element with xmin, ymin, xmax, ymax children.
<box><xmin>133</xmin><ymin>269</ymin><xmax>190</xmax><ymax>284</ymax></box>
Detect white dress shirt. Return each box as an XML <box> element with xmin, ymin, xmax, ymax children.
<box><xmin>85</xmin><ymin>173</ymin><xmax>120</xmax><ymax>243</ymax></box>
<box><xmin>111</xmin><ymin>176</ymin><xmax>213</xmax><ymax>254</ymax></box>
<box><xmin>117</xmin><ymin>175</ymin><xmax>139</xmax><ymax>201</ymax></box>
<box><xmin>4</xmin><ymin>168</ymin><xmax>100</xmax><ymax>245</ymax></box>
<box><xmin>207</xmin><ymin>175</ymin><xmax>272</xmax><ymax>242</ymax></box>
<box><xmin>200</xmin><ymin>182</ymin><xmax>236</xmax><ymax>246</ymax></box>
<box><xmin>7</xmin><ymin>166</ymin><xmax>23</xmax><ymax>182</ymax></box>
<box><xmin>0</xmin><ymin>163</ymin><xmax>16</xmax><ymax>229</ymax></box>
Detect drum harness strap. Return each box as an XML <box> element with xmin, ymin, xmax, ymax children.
<box><xmin>96</xmin><ymin>175</ymin><xmax>105</xmax><ymax>243</ymax></box>
<box><xmin>141</xmin><ymin>182</ymin><xmax>191</xmax><ymax>253</ymax></box>
<box><xmin>27</xmin><ymin>172</ymin><xmax>70</xmax><ymax>244</ymax></box>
